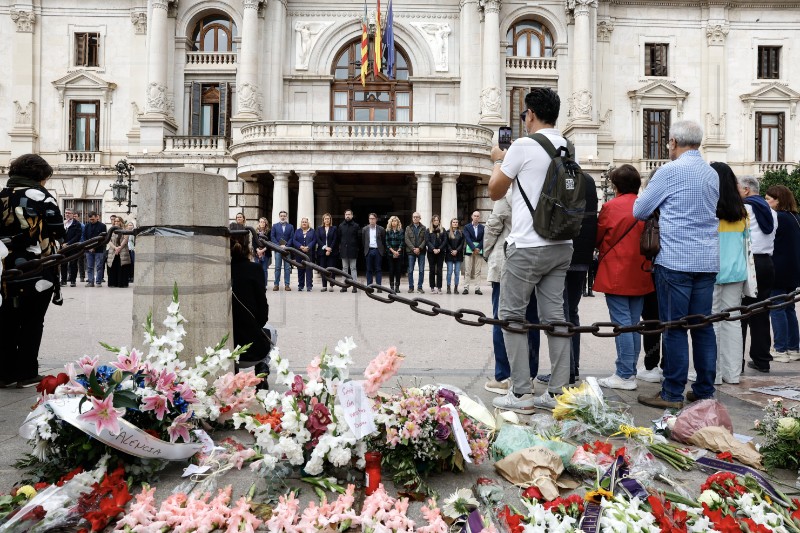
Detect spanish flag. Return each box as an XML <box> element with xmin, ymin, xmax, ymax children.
<box><xmin>374</xmin><ymin>0</ymin><xmax>382</xmax><ymax>75</ymax></box>
<box><xmin>361</xmin><ymin>0</ymin><xmax>369</xmax><ymax>86</ymax></box>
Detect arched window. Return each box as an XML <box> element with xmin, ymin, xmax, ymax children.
<box><xmin>331</xmin><ymin>40</ymin><xmax>412</xmax><ymax>122</ymax></box>
<box><xmin>191</xmin><ymin>14</ymin><xmax>237</xmax><ymax>52</ymax></box>
<box><xmin>506</xmin><ymin>20</ymin><xmax>553</xmax><ymax>57</ymax></box>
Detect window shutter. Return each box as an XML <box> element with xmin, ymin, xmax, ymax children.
<box><xmin>69</xmin><ymin>101</ymin><xmax>76</xmax><ymax>150</ymax></box>
<box><xmin>661</xmin><ymin>111</ymin><xmax>670</xmax><ymax>159</ymax></box>
<box><xmin>190</xmin><ymin>82</ymin><xmax>202</xmax><ymax>136</ymax></box>
<box><xmin>778</xmin><ymin>112</ymin><xmax>785</xmax><ymax>162</ymax></box>
<box><xmin>660</xmin><ymin>45</ymin><xmax>668</xmax><ymax>76</ymax></box>
<box><xmin>755</xmin><ymin>112</ymin><xmax>762</xmax><ymax>161</ymax></box>
<box><xmin>218</xmin><ymin>82</ymin><xmax>230</xmax><ymax>138</ymax></box>
<box><xmin>94</xmin><ymin>100</ymin><xmax>100</xmax><ymax>151</ymax></box>
<box><xmin>75</xmin><ymin>33</ymin><xmax>87</xmax><ymax>67</ymax></box>
<box><xmin>643</xmin><ymin>111</ymin><xmax>650</xmax><ymax>158</ymax></box>
<box><xmin>88</xmin><ymin>34</ymin><xmax>99</xmax><ymax>67</ymax></box>
<box><xmin>644</xmin><ymin>45</ymin><xmax>652</xmax><ymax>76</ymax></box>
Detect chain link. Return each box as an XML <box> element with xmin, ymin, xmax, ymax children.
<box><xmin>5</xmin><ymin>226</ymin><xmax>800</xmax><ymax>338</ymax></box>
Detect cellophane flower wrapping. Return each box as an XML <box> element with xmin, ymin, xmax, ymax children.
<box><xmin>754</xmin><ymin>397</ymin><xmax>800</xmax><ymax>473</ymax></box>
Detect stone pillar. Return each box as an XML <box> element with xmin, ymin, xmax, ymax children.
<box><xmin>9</xmin><ymin>8</ymin><xmax>37</xmax><ymax>156</ymax></box>
<box><xmin>296</xmin><ymin>171</ymin><xmax>315</xmax><ymax>228</ymax></box>
<box><xmin>567</xmin><ymin>0</ymin><xmax>597</xmax><ymax>124</ymax></box>
<box><xmin>233</xmin><ymin>0</ymin><xmax>262</xmax><ymax>123</ymax></box>
<box><xmin>271</xmin><ymin>171</ymin><xmax>290</xmax><ymax>223</ymax></box>
<box><xmin>140</xmin><ymin>0</ymin><xmax>177</xmax><ymax>150</ymax></box>
<box><xmin>459</xmin><ymin>0</ymin><xmax>481</xmax><ymax>124</ymax></box>
<box><xmin>440</xmin><ymin>173</ymin><xmax>459</xmax><ymax>226</ymax></box>
<box><xmin>265</xmin><ymin>0</ymin><xmax>287</xmax><ymax>120</ymax></box>
<box><xmin>133</xmin><ymin>170</ymin><xmax>232</xmax><ymax>363</ymax></box>
<box><xmin>415</xmin><ymin>173</ymin><xmax>433</xmax><ymax>229</ymax></box>
<box><xmin>703</xmin><ymin>17</ymin><xmax>730</xmax><ymax>162</ymax></box>
<box><xmin>479</xmin><ymin>0</ymin><xmax>503</xmax><ymax>125</ymax></box>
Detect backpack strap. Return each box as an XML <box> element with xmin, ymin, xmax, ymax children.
<box><xmin>529</xmin><ymin>133</ymin><xmax>574</xmax><ymax>160</ymax></box>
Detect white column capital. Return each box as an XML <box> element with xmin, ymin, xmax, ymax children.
<box><xmin>10</xmin><ymin>9</ymin><xmax>35</xmax><ymax>32</ymax></box>
<box><xmin>415</xmin><ymin>172</ymin><xmax>434</xmax><ymax>183</ymax></box>
<box><xmin>565</xmin><ymin>0</ymin><xmax>597</xmax><ymax>18</ymax></box>
<box><xmin>297</xmin><ymin>171</ymin><xmax>316</xmax><ymax>181</ymax></box>
<box><xmin>481</xmin><ymin>0</ymin><xmax>501</xmax><ymax>15</ymax></box>
<box><xmin>151</xmin><ymin>0</ymin><xmax>169</xmax><ymax>11</ymax></box>
<box><xmin>272</xmin><ymin>171</ymin><xmax>290</xmax><ymax>182</ymax></box>
<box><xmin>440</xmin><ymin>173</ymin><xmax>459</xmax><ymax>184</ymax></box>
<box><xmin>705</xmin><ymin>23</ymin><xmax>730</xmax><ymax>46</ymax></box>
<box><xmin>243</xmin><ymin>0</ymin><xmax>264</xmax><ymax>9</ymax></box>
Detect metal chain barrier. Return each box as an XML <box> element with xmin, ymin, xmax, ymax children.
<box><xmin>4</xmin><ymin>225</ymin><xmax>800</xmax><ymax>338</ymax></box>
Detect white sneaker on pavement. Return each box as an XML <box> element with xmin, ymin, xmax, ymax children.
<box><xmin>771</xmin><ymin>349</ymin><xmax>792</xmax><ymax>363</ymax></box>
<box><xmin>484</xmin><ymin>379</ymin><xmax>510</xmax><ymax>395</ymax></box>
<box><xmin>786</xmin><ymin>350</ymin><xmax>800</xmax><ymax>361</ymax></box>
<box><xmin>533</xmin><ymin>391</ymin><xmax>557</xmax><ymax>411</ymax></box>
<box><xmin>492</xmin><ymin>391</ymin><xmax>536</xmax><ymax>414</ymax></box>
<box><xmin>636</xmin><ymin>367</ymin><xmax>663</xmax><ymax>383</ymax></box>
<box><xmin>687</xmin><ymin>370</ymin><xmax>697</xmax><ymax>382</ymax></box>
<box><xmin>597</xmin><ymin>374</ymin><xmax>638</xmax><ymax>390</ymax></box>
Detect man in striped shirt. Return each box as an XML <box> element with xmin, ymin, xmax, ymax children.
<box><xmin>632</xmin><ymin>120</ymin><xmax>720</xmax><ymax>409</ymax></box>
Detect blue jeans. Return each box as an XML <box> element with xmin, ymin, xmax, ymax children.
<box><xmin>273</xmin><ymin>251</ymin><xmax>291</xmax><ymax>286</ymax></box>
<box><xmin>366</xmin><ymin>248</ymin><xmax>383</xmax><ymax>286</ymax></box>
<box><xmin>770</xmin><ymin>288</ymin><xmax>800</xmax><ymax>352</ymax></box>
<box><xmin>408</xmin><ymin>253</ymin><xmax>425</xmax><ymax>289</ymax></box>
<box><xmin>654</xmin><ymin>265</ymin><xmax>717</xmax><ymax>401</ymax></box>
<box><xmin>85</xmin><ymin>252</ymin><xmax>105</xmax><ymax>283</ymax></box>
<box><xmin>492</xmin><ymin>281</ymin><xmax>540</xmax><ymax>381</ymax></box>
<box><xmin>606</xmin><ymin>294</ymin><xmax>645</xmax><ymax>379</ymax></box>
<box><xmin>255</xmin><ymin>255</ymin><xmax>269</xmax><ymax>285</ymax></box>
<box><xmin>446</xmin><ymin>260</ymin><xmax>461</xmax><ymax>287</ymax></box>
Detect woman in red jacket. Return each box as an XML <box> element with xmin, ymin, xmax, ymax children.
<box><xmin>594</xmin><ymin>164</ymin><xmax>654</xmax><ymax>391</ymax></box>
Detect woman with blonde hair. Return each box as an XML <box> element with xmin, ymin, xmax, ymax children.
<box><xmin>444</xmin><ymin>217</ymin><xmax>465</xmax><ymax>294</ymax></box>
<box><xmin>254</xmin><ymin>217</ymin><xmax>271</xmax><ymax>286</ymax></box>
<box><xmin>386</xmin><ymin>215</ymin><xmax>404</xmax><ymax>292</ymax></box>
<box><xmin>106</xmin><ymin>217</ymin><xmax>131</xmax><ymax>288</ymax></box>
<box><xmin>316</xmin><ymin>213</ymin><xmax>338</xmax><ymax>292</ymax></box>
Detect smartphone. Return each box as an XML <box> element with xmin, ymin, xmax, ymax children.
<box><xmin>498</xmin><ymin>126</ymin><xmax>512</xmax><ymax>150</ymax></box>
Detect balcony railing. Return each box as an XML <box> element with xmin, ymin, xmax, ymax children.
<box><xmin>164</xmin><ymin>136</ymin><xmax>229</xmax><ymax>154</ymax></box>
<box><xmin>505</xmin><ymin>56</ymin><xmax>557</xmax><ymax>75</ymax></box>
<box><xmin>641</xmin><ymin>159</ymin><xmax>669</xmax><ymax>172</ymax></box>
<box><xmin>185</xmin><ymin>52</ymin><xmax>237</xmax><ymax>70</ymax></box>
<box><xmin>63</xmin><ymin>151</ymin><xmax>100</xmax><ymax>164</ymax></box>
<box><xmin>758</xmin><ymin>162</ymin><xmax>797</xmax><ymax>174</ymax></box>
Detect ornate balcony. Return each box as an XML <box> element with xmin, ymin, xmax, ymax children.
<box><xmin>641</xmin><ymin>159</ymin><xmax>669</xmax><ymax>174</ymax></box>
<box><xmin>164</xmin><ymin>135</ymin><xmax>229</xmax><ymax>155</ymax></box>
<box><xmin>757</xmin><ymin>162</ymin><xmax>797</xmax><ymax>175</ymax></box>
<box><xmin>62</xmin><ymin>151</ymin><xmax>101</xmax><ymax>165</ymax></box>
<box><xmin>505</xmin><ymin>56</ymin><xmax>558</xmax><ymax>77</ymax></box>
<box><xmin>231</xmin><ymin>121</ymin><xmax>494</xmax><ymax>176</ymax></box>
<box><xmin>184</xmin><ymin>52</ymin><xmax>237</xmax><ymax>73</ymax></box>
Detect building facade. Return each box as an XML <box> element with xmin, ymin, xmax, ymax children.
<box><xmin>0</xmin><ymin>0</ymin><xmax>798</xmax><ymax>228</ymax></box>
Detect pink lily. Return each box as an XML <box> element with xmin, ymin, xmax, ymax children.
<box><xmin>113</xmin><ymin>349</ymin><xmax>141</xmax><ymax>373</ymax></box>
<box><xmin>78</xmin><ymin>355</ymin><xmax>99</xmax><ymax>377</ymax></box>
<box><xmin>141</xmin><ymin>394</ymin><xmax>170</xmax><ymax>421</ymax></box>
<box><xmin>156</xmin><ymin>369</ymin><xmax>177</xmax><ymax>394</ymax></box>
<box><xmin>175</xmin><ymin>382</ymin><xmax>197</xmax><ymax>404</ymax></box>
<box><xmin>167</xmin><ymin>411</ymin><xmax>193</xmax><ymax>443</ymax></box>
<box><xmin>77</xmin><ymin>393</ymin><xmax>126</xmax><ymax>435</ymax></box>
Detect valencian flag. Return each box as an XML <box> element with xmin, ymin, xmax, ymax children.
<box><xmin>361</xmin><ymin>0</ymin><xmax>369</xmax><ymax>86</ymax></box>
<box><xmin>384</xmin><ymin>0</ymin><xmax>395</xmax><ymax>79</ymax></box>
<box><xmin>374</xmin><ymin>0</ymin><xmax>382</xmax><ymax>75</ymax></box>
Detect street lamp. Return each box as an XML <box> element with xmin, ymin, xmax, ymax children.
<box><xmin>599</xmin><ymin>163</ymin><xmax>616</xmax><ymax>203</ymax></box>
<box><xmin>112</xmin><ymin>159</ymin><xmax>136</xmax><ymax>214</ymax></box>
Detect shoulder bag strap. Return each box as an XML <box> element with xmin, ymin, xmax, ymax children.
<box><xmin>528</xmin><ymin>133</ymin><xmax>558</xmax><ymax>158</ymax></box>
<box><xmin>597</xmin><ymin>219</ymin><xmax>639</xmax><ymax>265</ymax></box>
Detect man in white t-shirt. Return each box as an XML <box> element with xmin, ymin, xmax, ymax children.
<box><xmin>487</xmin><ymin>87</ymin><xmax>573</xmax><ymax>413</ymax></box>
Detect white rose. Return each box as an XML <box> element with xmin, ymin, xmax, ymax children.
<box><xmin>697</xmin><ymin>490</ymin><xmax>722</xmax><ymax>508</ymax></box>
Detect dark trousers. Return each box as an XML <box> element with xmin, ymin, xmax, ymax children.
<box><xmin>642</xmin><ymin>289</ymin><xmax>663</xmax><ymax>370</ymax></box>
<box><xmin>318</xmin><ymin>254</ymin><xmax>336</xmax><ymax>287</ymax></box>
<box><xmin>563</xmin><ymin>270</ymin><xmax>586</xmax><ymax>379</ymax></box>
<box><xmin>0</xmin><ymin>282</ymin><xmax>53</xmax><ymax>381</ymax></box>
<box><xmin>60</xmin><ymin>259</ymin><xmax>78</xmax><ymax>284</ymax></box>
<box><xmin>427</xmin><ymin>252</ymin><xmax>444</xmax><ymax>289</ymax></box>
<box><xmin>297</xmin><ymin>267</ymin><xmax>313</xmax><ymax>290</ymax></box>
<box><xmin>742</xmin><ymin>254</ymin><xmax>775</xmax><ymax>369</ymax></box>
<box><xmin>107</xmin><ymin>257</ymin><xmax>130</xmax><ymax>288</ymax></box>
<box><xmin>129</xmin><ymin>250</ymin><xmax>135</xmax><ymax>282</ymax></box>
<box><xmin>365</xmin><ymin>248</ymin><xmax>383</xmax><ymax>285</ymax></box>
<box><xmin>77</xmin><ymin>252</ymin><xmax>85</xmax><ymax>280</ymax></box>
<box><xmin>388</xmin><ymin>256</ymin><xmax>403</xmax><ymax>288</ymax></box>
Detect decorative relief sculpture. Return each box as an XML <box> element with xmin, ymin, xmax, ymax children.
<box><xmin>480</xmin><ymin>0</ymin><xmax>501</xmax><ymax>15</ymax></box>
<box><xmin>568</xmin><ymin>89</ymin><xmax>592</xmax><ymax>119</ymax></box>
<box><xmin>597</xmin><ymin>19</ymin><xmax>614</xmax><ymax>42</ymax></box>
<box><xmin>131</xmin><ymin>102</ymin><xmax>142</xmax><ymax>127</ymax></box>
<box><xmin>705</xmin><ymin>23</ymin><xmax>729</xmax><ymax>45</ymax></box>
<box><xmin>14</xmin><ymin>101</ymin><xmax>34</xmax><ymax>126</ymax></box>
<box><xmin>565</xmin><ymin>0</ymin><xmax>597</xmax><ymax>18</ymax></box>
<box><xmin>146</xmin><ymin>82</ymin><xmax>169</xmax><ymax>114</ymax></box>
<box><xmin>130</xmin><ymin>10</ymin><xmax>147</xmax><ymax>34</ymax></box>
<box><xmin>243</xmin><ymin>0</ymin><xmax>263</xmax><ymax>8</ymax></box>
<box><xmin>10</xmin><ymin>9</ymin><xmax>35</xmax><ymax>32</ymax></box>
<box><xmin>294</xmin><ymin>21</ymin><xmax>333</xmax><ymax>70</ymax></box>
<box><xmin>151</xmin><ymin>0</ymin><xmax>169</xmax><ymax>11</ymax></box>
<box><xmin>411</xmin><ymin>22</ymin><xmax>451</xmax><ymax>72</ymax></box>
<box><xmin>237</xmin><ymin>82</ymin><xmax>263</xmax><ymax>115</ymax></box>
<box><xmin>598</xmin><ymin>109</ymin><xmax>612</xmax><ymax>132</ymax></box>
<box><xmin>705</xmin><ymin>112</ymin><xmax>727</xmax><ymax>139</ymax></box>
<box><xmin>480</xmin><ymin>86</ymin><xmax>502</xmax><ymax>117</ymax></box>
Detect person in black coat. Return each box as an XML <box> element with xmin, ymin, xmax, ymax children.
<box><xmin>60</xmin><ymin>207</ymin><xmax>83</xmax><ymax>286</ymax></box>
<box><xmin>338</xmin><ymin>209</ymin><xmax>361</xmax><ymax>292</ymax></box>
<box><xmin>315</xmin><ymin>213</ymin><xmax>338</xmax><ymax>292</ymax></box>
<box><xmin>361</xmin><ymin>213</ymin><xmax>386</xmax><ymax>286</ymax></box>
<box><xmin>230</xmin><ymin>223</ymin><xmax>270</xmax><ymax>388</ymax></box>
<box><xmin>426</xmin><ymin>215</ymin><xmax>447</xmax><ymax>294</ymax></box>
<box><xmin>444</xmin><ymin>218</ymin><xmax>466</xmax><ymax>294</ymax></box>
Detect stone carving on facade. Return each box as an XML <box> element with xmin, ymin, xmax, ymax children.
<box><xmin>705</xmin><ymin>23</ymin><xmax>729</xmax><ymax>46</ymax></box>
<box><xmin>294</xmin><ymin>21</ymin><xmax>333</xmax><ymax>70</ymax></box>
<box><xmin>130</xmin><ymin>10</ymin><xmax>147</xmax><ymax>34</ymax></box>
<box><xmin>146</xmin><ymin>82</ymin><xmax>169</xmax><ymax>114</ymax></box>
<box><xmin>411</xmin><ymin>22</ymin><xmax>451</xmax><ymax>72</ymax></box>
<box><xmin>131</xmin><ymin>102</ymin><xmax>143</xmax><ymax>127</ymax></box>
<box><xmin>597</xmin><ymin>19</ymin><xmax>614</xmax><ymax>42</ymax></box>
<box><xmin>168</xmin><ymin>1</ymin><xmax>179</xmax><ymax>18</ymax></box>
<box><xmin>479</xmin><ymin>0</ymin><xmax>501</xmax><ymax>15</ymax></box>
<box><xmin>151</xmin><ymin>0</ymin><xmax>169</xmax><ymax>11</ymax></box>
<box><xmin>568</xmin><ymin>89</ymin><xmax>593</xmax><ymax>119</ymax></box>
<box><xmin>598</xmin><ymin>109</ymin><xmax>612</xmax><ymax>132</ymax></box>
<box><xmin>14</xmin><ymin>101</ymin><xmax>34</xmax><ymax>126</ymax></box>
<box><xmin>10</xmin><ymin>9</ymin><xmax>35</xmax><ymax>32</ymax></box>
<box><xmin>565</xmin><ymin>0</ymin><xmax>597</xmax><ymax>18</ymax></box>
<box><xmin>480</xmin><ymin>86</ymin><xmax>502</xmax><ymax>117</ymax></box>
<box><xmin>243</xmin><ymin>0</ymin><xmax>263</xmax><ymax>8</ymax></box>
<box><xmin>705</xmin><ymin>112</ymin><xmax>727</xmax><ymax>140</ymax></box>
<box><xmin>237</xmin><ymin>82</ymin><xmax>263</xmax><ymax>115</ymax></box>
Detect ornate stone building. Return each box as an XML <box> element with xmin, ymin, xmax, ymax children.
<box><xmin>0</xmin><ymin>0</ymin><xmax>798</xmax><ymax>227</ymax></box>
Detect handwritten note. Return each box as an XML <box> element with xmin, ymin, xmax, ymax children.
<box><xmin>337</xmin><ymin>380</ymin><xmax>377</xmax><ymax>439</ymax></box>
<box><xmin>444</xmin><ymin>404</ymin><xmax>472</xmax><ymax>463</ymax></box>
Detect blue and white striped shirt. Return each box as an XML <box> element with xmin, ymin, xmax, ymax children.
<box><xmin>633</xmin><ymin>150</ymin><xmax>720</xmax><ymax>273</ymax></box>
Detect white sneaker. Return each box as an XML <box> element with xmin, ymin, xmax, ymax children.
<box><xmin>598</xmin><ymin>374</ymin><xmax>638</xmax><ymax>390</ymax></box>
<box><xmin>636</xmin><ymin>367</ymin><xmax>663</xmax><ymax>383</ymax></box>
<box><xmin>484</xmin><ymin>379</ymin><xmax>510</xmax><ymax>395</ymax></box>
<box><xmin>787</xmin><ymin>350</ymin><xmax>800</xmax><ymax>361</ymax></box>
<box><xmin>687</xmin><ymin>370</ymin><xmax>697</xmax><ymax>382</ymax></box>
<box><xmin>492</xmin><ymin>391</ymin><xmax>536</xmax><ymax>414</ymax></box>
<box><xmin>533</xmin><ymin>391</ymin><xmax>557</xmax><ymax>411</ymax></box>
<box><xmin>771</xmin><ymin>349</ymin><xmax>792</xmax><ymax>363</ymax></box>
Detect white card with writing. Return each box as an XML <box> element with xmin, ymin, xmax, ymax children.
<box><xmin>338</xmin><ymin>380</ymin><xmax>377</xmax><ymax>439</ymax></box>
<box><xmin>445</xmin><ymin>404</ymin><xmax>473</xmax><ymax>463</ymax></box>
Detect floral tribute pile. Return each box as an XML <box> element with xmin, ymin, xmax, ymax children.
<box><xmin>754</xmin><ymin>397</ymin><xmax>800</xmax><ymax>473</ymax></box>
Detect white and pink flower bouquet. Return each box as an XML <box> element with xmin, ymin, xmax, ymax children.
<box><xmin>17</xmin><ymin>286</ymin><xmax>259</xmax><ymax>484</ymax></box>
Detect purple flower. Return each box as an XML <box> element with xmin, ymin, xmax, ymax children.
<box><xmin>437</xmin><ymin>388</ymin><xmax>459</xmax><ymax>406</ymax></box>
<box><xmin>434</xmin><ymin>423</ymin><xmax>451</xmax><ymax>441</ymax></box>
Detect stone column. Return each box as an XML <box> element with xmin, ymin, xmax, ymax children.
<box><xmin>415</xmin><ymin>173</ymin><xmax>433</xmax><ymax>229</ymax></box>
<box><xmin>9</xmin><ymin>8</ymin><xmax>37</xmax><ymax>157</ymax></box>
<box><xmin>440</xmin><ymin>173</ymin><xmax>459</xmax><ymax>226</ymax></box>
<box><xmin>271</xmin><ymin>171</ymin><xmax>290</xmax><ymax>223</ymax></box>
<box><xmin>479</xmin><ymin>0</ymin><xmax>503</xmax><ymax>124</ymax></box>
<box><xmin>459</xmin><ymin>0</ymin><xmax>481</xmax><ymax>124</ymax></box>
<box><xmin>703</xmin><ymin>18</ymin><xmax>730</xmax><ymax>162</ymax></box>
<box><xmin>265</xmin><ymin>0</ymin><xmax>287</xmax><ymax>120</ymax></box>
<box><xmin>296</xmin><ymin>171</ymin><xmax>315</xmax><ymax>228</ymax></box>
<box><xmin>234</xmin><ymin>0</ymin><xmax>262</xmax><ymax>119</ymax></box>
<box><xmin>140</xmin><ymin>0</ymin><xmax>177</xmax><ymax>150</ymax></box>
<box><xmin>566</xmin><ymin>0</ymin><xmax>597</xmax><ymax>124</ymax></box>
<box><xmin>133</xmin><ymin>170</ymin><xmax>232</xmax><ymax>363</ymax></box>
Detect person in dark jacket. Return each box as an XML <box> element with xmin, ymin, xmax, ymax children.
<box><xmin>254</xmin><ymin>217</ymin><xmax>272</xmax><ymax>286</ymax></box>
<box><xmin>765</xmin><ymin>185</ymin><xmax>800</xmax><ymax>362</ymax></box>
<box><xmin>426</xmin><ymin>215</ymin><xmax>447</xmax><ymax>294</ymax></box>
<box><xmin>385</xmin><ymin>216</ymin><xmax>405</xmax><ymax>292</ymax></box>
<box><xmin>316</xmin><ymin>213</ymin><xmax>338</xmax><ymax>292</ymax></box>
<box><xmin>338</xmin><ymin>209</ymin><xmax>360</xmax><ymax>293</ymax></box>
<box><xmin>83</xmin><ymin>211</ymin><xmax>107</xmax><ymax>287</ymax></box>
<box><xmin>444</xmin><ymin>218</ymin><xmax>465</xmax><ymax>294</ymax></box>
<box><xmin>270</xmin><ymin>210</ymin><xmax>294</xmax><ymax>291</ymax></box>
<box><xmin>361</xmin><ymin>212</ymin><xmax>386</xmax><ymax>286</ymax></box>
<box><xmin>230</xmin><ymin>223</ymin><xmax>270</xmax><ymax>389</ymax></box>
<box><xmin>60</xmin><ymin>207</ymin><xmax>83</xmax><ymax>287</ymax></box>
<box><xmin>292</xmin><ymin>217</ymin><xmax>317</xmax><ymax>291</ymax></box>
<box><xmin>0</xmin><ymin>154</ymin><xmax>65</xmax><ymax>388</ymax></box>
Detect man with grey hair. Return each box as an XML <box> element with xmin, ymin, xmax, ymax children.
<box><xmin>632</xmin><ymin>120</ymin><xmax>720</xmax><ymax>409</ymax></box>
<box><xmin>738</xmin><ymin>174</ymin><xmax>777</xmax><ymax>371</ymax></box>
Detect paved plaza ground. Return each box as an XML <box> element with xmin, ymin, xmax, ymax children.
<box><xmin>2</xmin><ymin>278</ymin><xmax>799</xmax><ymax>514</ymax></box>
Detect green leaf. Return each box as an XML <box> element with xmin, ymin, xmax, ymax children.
<box><xmin>173</xmin><ymin>282</ymin><xmax>179</xmax><ymax>303</ymax></box>
<box><xmin>113</xmin><ymin>391</ymin><xmax>140</xmax><ymax>410</ymax></box>
<box><xmin>87</xmin><ymin>370</ymin><xmax>106</xmax><ymax>398</ymax></box>
<box><xmin>214</xmin><ymin>334</ymin><xmax>230</xmax><ymax>351</ymax></box>
<box><xmin>99</xmin><ymin>341</ymin><xmax>121</xmax><ymax>353</ymax></box>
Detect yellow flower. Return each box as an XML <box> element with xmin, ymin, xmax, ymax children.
<box><xmin>16</xmin><ymin>485</ymin><xmax>36</xmax><ymax>499</ymax></box>
<box><xmin>584</xmin><ymin>487</ymin><xmax>614</xmax><ymax>504</ymax></box>
<box><xmin>553</xmin><ymin>382</ymin><xmax>591</xmax><ymax>420</ymax></box>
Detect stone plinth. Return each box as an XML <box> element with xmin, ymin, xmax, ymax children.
<box><xmin>132</xmin><ymin>169</ymin><xmax>232</xmax><ymax>362</ymax></box>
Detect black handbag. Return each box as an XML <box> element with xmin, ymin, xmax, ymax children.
<box><xmin>639</xmin><ymin>210</ymin><xmax>660</xmax><ymax>271</ymax></box>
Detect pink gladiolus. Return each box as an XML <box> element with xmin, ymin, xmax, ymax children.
<box><xmin>167</xmin><ymin>411</ymin><xmax>192</xmax><ymax>443</ymax></box>
<box><xmin>417</xmin><ymin>499</ymin><xmax>449</xmax><ymax>533</ymax></box>
<box><xmin>306</xmin><ymin>356</ymin><xmax>322</xmax><ymax>382</ymax></box>
<box><xmin>141</xmin><ymin>394</ymin><xmax>170</xmax><ymax>421</ymax></box>
<box><xmin>363</xmin><ymin>347</ymin><xmax>404</xmax><ymax>397</ymax></box>
<box><xmin>114</xmin><ymin>486</ymin><xmax>157</xmax><ymax>530</ymax></box>
<box><xmin>78</xmin><ymin>355</ymin><xmax>99</xmax><ymax>377</ymax></box>
<box><xmin>77</xmin><ymin>393</ymin><xmax>126</xmax><ymax>436</ymax></box>
<box><xmin>225</xmin><ymin>496</ymin><xmax>262</xmax><ymax>533</ymax></box>
<box><xmin>113</xmin><ymin>349</ymin><xmax>141</xmax><ymax>373</ymax></box>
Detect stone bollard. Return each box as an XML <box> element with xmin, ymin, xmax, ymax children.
<box><xmin>132</xmin><ymin>169</ymin><xmax>232</xmax><ymax>363</ymax></box>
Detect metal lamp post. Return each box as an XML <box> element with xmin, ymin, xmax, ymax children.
<box><xmin>112</xmin><ymin>159</ymin><xmax>136</xmax><ymax>214</ymax></box>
